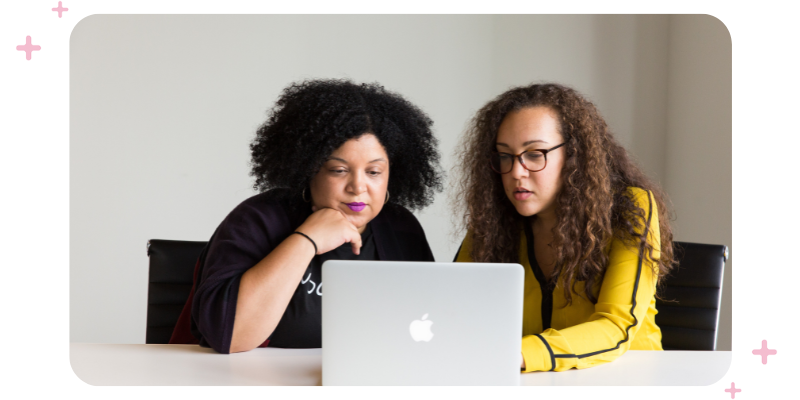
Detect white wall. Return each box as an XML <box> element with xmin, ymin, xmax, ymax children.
<box><xmin>663</xmin><ymin>15</ymin><xmax>732</xmax><ymax>351</ymax></box>
<box><xmin>70</xmin><ymin>15</ymin><xmax>731</xmax><ymax>349</ymax></box>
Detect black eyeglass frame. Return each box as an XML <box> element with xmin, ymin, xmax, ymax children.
<box><xmin>490</xmin><ymin>142</ymin><xmax>567</xmax><ymax>174</ymax></box>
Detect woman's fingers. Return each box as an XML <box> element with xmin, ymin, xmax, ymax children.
<box><xmin>338</xmin><ymin>212</ymin><xmax>362</xmax><ymax>255</ymax></box>
<box><xmin>349</xmin><ymin>227</ymin><xmax>363</xmax><ymax>255</ymax></box>
<box><xmin>298</xmin><ymin>207</ymin><xmax>365</xmax><ymax>255</ymax></box>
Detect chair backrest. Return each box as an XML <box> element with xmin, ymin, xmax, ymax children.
<box><xmin>655</xmin><ymin>241</ymin><xmax>728</xmax><ymax>350</ymax></box>
<box><xmin>146</xmin><ymin>239</ymin><xmax>208</xmax><ymax>344</ymax></box>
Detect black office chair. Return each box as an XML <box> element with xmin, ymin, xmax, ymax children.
<box><xmin>655</xmin><ymin>241</ymin><xmax>728</xmax><ymax>351</ymax></box>
<box><xmin>146</xmin><ymin>239</ymin><xmax>208</xmax><ymax>344</ymax></box>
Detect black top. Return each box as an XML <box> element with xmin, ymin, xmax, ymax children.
<box><xmin>267</xmin><ymin>224</ymin><xmax>377</xmax><ymax>348</ymax></box>
<box><xmin>189</xmin><ymin>189</ymin><xmax>435</xmax><ymax>353</ymax></box>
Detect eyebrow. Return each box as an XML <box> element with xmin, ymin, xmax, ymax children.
<box><xmin>327</xmin><ymin>157</ymin><xmax>387</xmax><ymax>164</ymax></box>
<box><xmin>496</xmin><ymin>140</ymin><xmax>548</xmax><ymax>148</ymax></box>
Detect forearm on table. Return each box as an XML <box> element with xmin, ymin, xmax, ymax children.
<box><xmin>521</xmin><ymin>290</ymin><xmax>653</xmax><ymax>372</ymax></box>
<box><xmin>230</xmin><ymin>234</ymin><xmax>316</xmax><ymax>353</ymax></box>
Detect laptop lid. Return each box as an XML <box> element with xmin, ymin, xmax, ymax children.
<box><xmin>322</xmin><ymin>261</ymin><xmax>524</xmax><ymax>385</ymax></box>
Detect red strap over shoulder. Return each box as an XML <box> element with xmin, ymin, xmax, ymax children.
<box><xmin>169</xmin><ymin>258</ymin><xmax>271</xmax><ymax>348</ymax></box>
<box><xmin>168</xmin><ymin>258</ymin><xmax>202</xmax><ymax>344</ymax></box>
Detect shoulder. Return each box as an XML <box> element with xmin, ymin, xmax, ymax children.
<box><xmin>374</xmin><ymin>203</ymin><xmax>425</xmax><ymax>233</ymax></box>
<box><xmin>220</xmin><ymin>188</ymin><xmax>307</xmax><ymax>233</ymax></box>
<box><xmin>234</xmin><ymin>188</ymin><xmax>302</xmax><ymax>214</ymax></box>
<box><xmin>624</xmin><ymin>187</ymin><xmax>656</xmax><ymax>214</ymax></box>
<box><xmin>205</xmin><ymin>189</ymin><xmax>308</xmax><ymax>261</ymax></box>
<box><xmin>619</xmin><ymin>187</ymin><xmax>661</xmax><ymax>252</ymax></box>
<box><xmin>238</xmin><ymin>188</ymin><xmax>298</xmax><ymax>208</ymax></box>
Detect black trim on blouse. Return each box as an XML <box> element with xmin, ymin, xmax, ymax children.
<box><xmin>535</xmin><ymin>334</ymin><xmax>557</xmax><ymax>371</ymax></box>
<box><xmin>523</xmin><ymin>221</ymin><xmax>554</xmax><ymax>331</ymax></box>
<box><xmin>452</xmin><ymin>242</ymin><xmax>463</xmax><ymax>262</ymax></box>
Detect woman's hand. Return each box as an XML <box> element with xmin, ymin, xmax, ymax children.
<box><xmin>233</xmin><ymin>207</ymin><xmax>360</xmax><ymax>353</ymax></box>
<box><xmin>295</xmin><ymin>206</ymin><xmax>363</xmax><ymax>255</ymax></box>
<box><xmin>231</xmin><ymin>207</ymin><xmax>362</xmax><ymax>352</ymax></box>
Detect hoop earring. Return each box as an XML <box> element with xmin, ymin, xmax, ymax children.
<box><xmin>384</xmin><ymin>190</ymin><xmax>390</xmax><ymax>204</ymax></box>
<box><xmin>302</xmin><ymin>187</ymin><xmax>310</xmax><ymax>203</ymax></box>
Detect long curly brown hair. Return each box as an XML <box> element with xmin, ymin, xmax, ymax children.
<box><xmin>454</xmin><ymin>83</ymin><xmax>675</xmax><ymax>304</ymax></box>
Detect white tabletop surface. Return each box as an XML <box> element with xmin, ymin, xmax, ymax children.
<box><xmin>70</xmin><ymin>343</ymin><xmax>731</xmax><ymax>386</ymax></box>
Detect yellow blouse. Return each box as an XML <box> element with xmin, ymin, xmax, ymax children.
<box><xmin>456</xmin><ymin>187</ymin><xmax>663</xmax><ymax>372</ymax></box>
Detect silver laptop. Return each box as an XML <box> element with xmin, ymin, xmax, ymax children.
<box><xmin>322</xmin><ymin>260</ymin><xmax>524</xmax><ymax>386</ymax></box>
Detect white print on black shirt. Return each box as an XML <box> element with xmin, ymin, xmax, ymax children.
<box><xmin>301</xmin><ymin>272</ymin><xmax>323</xmax><ymax>296</ymax></box>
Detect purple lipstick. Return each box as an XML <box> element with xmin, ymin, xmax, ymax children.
<box><xmin>346</xmin><ymin>202</ymin><xmax>367</xmax><ymax>212</ymax></box>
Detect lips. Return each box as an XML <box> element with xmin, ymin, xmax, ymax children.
<box><xmin>346</xmin><ymin>202</ymin><xmax>367</xmax><ymax>212</ymax></box>
<box><xmin>513</xmin><ymin>187</ymin><xmax>532</xmax><ymax>201</ymax></box>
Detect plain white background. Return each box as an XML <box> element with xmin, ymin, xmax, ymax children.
<box><xmin>69</xmin><ymin>14</ymin><xmax>731</xmax><ymax>351</ymax></box>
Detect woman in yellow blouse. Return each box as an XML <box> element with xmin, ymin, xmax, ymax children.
<box><xmin>453</xmin><ymin>83</ymin><xmax>676</xmax><ymax>372</ymax></box>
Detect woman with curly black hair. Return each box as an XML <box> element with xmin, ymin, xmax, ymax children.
<box><xmin>453</xmin><ymin>83</ymin><xmax>675</xmax><ymax>372</ymax></box>
<box><xmin>170</xmin><ymin>79</ymin><xmax>443</xmax><ymax>353</ymax></box>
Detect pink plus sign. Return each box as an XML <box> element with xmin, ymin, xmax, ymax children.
<box><xmin>16</xmin><ymin>36</ymin><xmax>41</xmax><ymax>61</ymax></box>
<box><xmin>725</xmin><ymin>382</ymin><xmax>741</xmax><ymax>399</ymax></box>
<box><xmin>52</xmin><ymin>2</ymin><xmax>69</xmax><ymax>18</ymax></box>
<box><xmin>752</xmin><ymin>339</ymin><xmax>777</xmax><ymax>364</ymax></box>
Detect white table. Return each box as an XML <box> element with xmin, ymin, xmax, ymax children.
<box><xmin>70</xmin><ymin>343</ymin><xmax>731</xmax><ymax>386</ymax></box>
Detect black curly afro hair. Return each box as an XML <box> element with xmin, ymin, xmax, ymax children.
<box><xmin>249</xmin><ymin>79</ymin><xmax>444</xmax><ymax>211</ymax></box>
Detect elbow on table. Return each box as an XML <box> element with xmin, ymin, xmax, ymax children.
<box><xmin>228</xmin><ymin>326</ymin><xmax>273</xmax><ymax>353</ymax></box>
<box><xmin>193</xmin><ymin>320</ymin><xmax>266</xmax><ymax>354</ymax></box>
<box><xmin>228</xmin><ymin>340</ymin><xmax>253</xmax><ymax>354</ymax></box>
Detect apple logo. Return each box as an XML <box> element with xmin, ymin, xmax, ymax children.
<box><xmin>409</xmin><ymin>313</ymin><xmax>434</xmax><ymax>342</ymax></box>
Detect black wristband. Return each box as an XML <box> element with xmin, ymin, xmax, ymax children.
<box><xmin>293</xmin><ymin>231</ymin><xmax>318</xmax><ymax>254</ymax></box>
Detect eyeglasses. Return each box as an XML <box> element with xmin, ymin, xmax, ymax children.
<box><xmin>489</xmin><ymin>142</ymin><xmax>566</xmax><ymax>174</ymax></box>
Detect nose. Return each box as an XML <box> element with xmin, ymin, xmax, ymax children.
<box><xmin>509</xmin><ymin>156</ymin><xmax>529</xmax><ymax>180</ymax></box>
<box><xmin>347</xmin><ymin>171</ymin><xmax>367</xmax><ymax>195</ymax></box>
